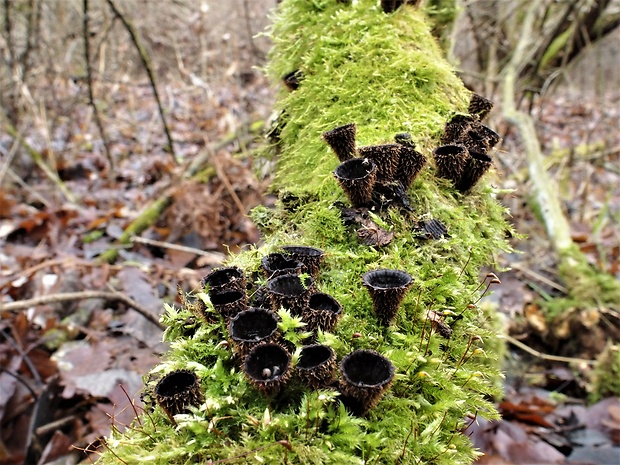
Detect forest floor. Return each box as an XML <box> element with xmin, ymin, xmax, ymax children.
<box><xmin>0</xmin><ymin>4</ymin><xmax>618</xmax><ymax>464</ymax></box>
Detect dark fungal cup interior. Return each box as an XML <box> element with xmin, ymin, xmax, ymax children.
<box><xmin>244</xmin><ymin>344</ymin><xmax>291</xmax><ymax>384</ymax></box>
<box><xmin>297</xmin><ymin>344</ymin><xmax>334</xmax><ymax>370</ymax></box>
<box><xmin>341</xmin><ymin>350</ymin><xmax>394</xmax><ymax>388</ymax></box>
<box><xmin>267</xmin><ymin>274</ymin><xmax>312</xmax><ymax>296</ymax></box>
<box><xmin>261</xmin><ymin>252</ymin><xmax>302</xmax><ymax>278</ymax></box>
<box><xmin>334</xmin><ymin>157</ymin><xmax>375</xmax><ymax>180</ymax></box>
<box><xmin>434</xmin><ymin>144</ymin><xmax>466</xmax><ymax>158</ymax></box>
<box><xmin>156</xmin><ymin>370</ymin><xmax>198</xmax><ymax>397</ymax></box>
<box><xmin>210</xmin><ymin>290</ymin><xmax>245</xmax><ymax>306</ymax></box>
<box><xmin>309</xmin><ymin>292</ymin><xmax>339</xmax><ymax>311</ymax></box>
<box><xmin>203</xmin><ymin>267</ymin><xmax>245</xmax><ymax>292</ymax></box>
<box><xmin>362</xmin><ymin>269</ymin><xmax>412</xmax><ymax>290</ymax></box>
<box><xmin>471</xmin><ymin>151</ymin><xmax>492</xmax><ymax>163</ymax></box>
<box><xmin>229</xmin><ymin>308</ymin><xmax>278</xmax><ymax>343</ymax></box>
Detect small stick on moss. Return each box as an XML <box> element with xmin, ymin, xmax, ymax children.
<box><xmin>470</xmin><ymin>272</ymin><xmax>492</xmax><ymax>295</ymax></box>
<box><xmin>457</xmin><ymin>303</ymin><xmax>477</xmax><ymax>318</ymax></box>
<box><xmin>460</xmin><ymin>371</ymin><xmax>483</xmax><ymax>389</ymax></box>
<box><xmin>396</xmin><ymin>419</ymin><xmax>416</xmax><ymax>465</ymax></box>
<box><xmin>462</xmin><ymin>411</ymin><xmax>478</xmax><ymax>436</ymax></box>
<box><xmin>450</xmin><ymin>334</ymin><xmax>478</xmax><ymax>379</ymax></box>
<box><xmin>440</xmin><ymin>339</ymin><xmax>453</xmax><ymax>363</ymax></box>
<box><xmin>423</xmin><ymin>310</ymin><xmax>436</xmax><ymax>357</ymax></box>
<box><xmin>456</xmin><ymin>247</ymin><xmax>473</xmax><ymax>279</ymax></box>
<box><xmin>473</xmin><ymin>274</ymin><xmax>501</xmax><ymax>304</ymax></box>
<box><xmin>118</xmin><ymin>384</ymin><xmax>142</xmax><ymax>428</ymax></box>
<box><xmin>427</xmin><ymin>420</ymin><xmax>460</xmax><ymax>463</ymax></box>
<box><xmin>417</xmin><ymin>302</ymin><xmax>434</xmax><ymax>352</ymax></box>
<box><xmin>414</xmin><ymin>288</ymin><xmax>422</xmax><ymax>315</ymax></box>
<box><xmin>98</xmin><ymin>439</ymin><xmax>129</xmax><ymax>465</ymax></box>
<box><xmin>429</xmin><ymin>410</ymin><xmax>449</xmax><ymax>439</ymax></box>
<box><xmin>140</xmin><ymin>398</ymin><xmax>158</xmax><ymax>431</ymax></box>
<box><xmin>71</xmin><ymin>443</ymin><xmax>101</xmax><ymax>464</ymax></box>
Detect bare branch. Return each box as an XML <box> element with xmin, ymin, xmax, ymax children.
<box><xmin>83</xmin><ymin>0</ymin><xmax>115</xmax><ymax>171</ymax></box>
<box><xmin>0</xmin><ymin>291</ymin><xmax>164</xmax><ymax>329</ymax></box>
<box><xmin>105</xmin><ymin>0</ymin><xmax>177</xmax><ymax>164</ymax></box>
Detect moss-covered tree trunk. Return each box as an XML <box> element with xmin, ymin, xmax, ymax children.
<box><xmin>98</xmin><ymin>1</ymin><xmax>513</xmax><ymax>464</ymax></box>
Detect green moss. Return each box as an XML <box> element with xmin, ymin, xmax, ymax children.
<box><xmin>542</xmin><ymin>245</ymin><xmax>620</xmax><ymax>319</ymax></box>
<box><xmin>424</xmin><ymin>0</ymin><xmax>459</xmax><ymax>49</ymax></box>
<box><xmin>590</xmin><ymin>342</ymin><xmax>620</xmax><ymax>403</ymax></box>
<box><xmin>98</xmin><ymin>1</ymin><xmax>513</xmax><ymax>464</ymax></box>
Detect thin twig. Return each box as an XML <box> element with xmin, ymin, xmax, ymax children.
<box><xmin>105</xmin><ymin>0</ymin><xmax>177</xmax><ymax>163</ymax></box>
<box><xmin>510</xmin><ymin>262</ymin><xmax>568</xmax><ymax>294</ymax></box>
<box><xmin>505</xmin><ymin>334</ymin><xmax>596</xmax><ymax>365</ymax></box>
<box><xmin>0</xmin><ymin>328</ymin><xmax>42</xmax><ymax>385</ymax></box>
<box><xmin>1</xmin><ymin>117</ymin><xmax>75</xmax><ymax>203</ymax></box>
<box><xmin>35</xmin><ymin>415</ymin><xmax>78</xmax><ymax>436</ymax></box>
<box><xmin>0</xmin><ymin>291</ymin><xmax>164</xmax><ymax>329</ymax></box>
<box><xmin>0</xmin><ymin>257</ymin><xmax>122</xmax><ymax>290</ymax></box>
<box><xmin>4</xmin><ymin>0</ymin><xmax>13</xmax><ymax>66</ymax></box>
<box><xmin>0</xmin><ymin>133</ymin><xmax>20</xmax><ymax>186</ymax></box>
<box><xmin>0</xmin><ymin>367</ymin><xmax>39</xmax><ymax>400</ymax></box>
<box><xmin>130</xmin><ymin>236</ymin><xmax>225</xmax><ymax>265</ymax></box>
<box><xmin>18</xmin><ymin>0</ymin><xmax>38</xmax><ymax>92</ymax></box>
<box><xmin>241</xmin><ymin>0</ymin><xmax>260</xmax><ymax>59</ymax></box>
<box><xmin>4</xmin><ymin>168</ymin><xmax>51</xmax><ymax>207</ymax></box>
<box><xmin>83</xmin><ymin>0</ymin><xmax>114</xmax><ymax>171</ymax></box>
<box><xmin>206</xmin><ymin>139</ymin><xmax>247</xmax><ymax>217</ymax></box>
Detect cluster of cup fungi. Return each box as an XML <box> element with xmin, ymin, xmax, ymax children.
<box><xmin>435</xmin><ymin>94</ymin><xmax>501</xmax><ymax>192</ymax></box>
<box><xmin>153</xmin><ymin>91</ymin><xmax>498</xmax><ymax>424</ymax></box>
<box><xmin>327</xmin><ymin>122</ymin><xmax>427</xmax><ymax>210</ymax></box>
<box><xmin>326</xmin><ymin>93</ymin><xmax>500</xmax><ymax>213</ymax></box>
<box><xmin>153</xmin><ymin>245</ymin><xmax>419</xmax><ymax>421</ymax></box>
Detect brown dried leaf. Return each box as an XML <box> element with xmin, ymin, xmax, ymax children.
<box><xmin>357</xmin><ymin>223</ymin><xmax>394</xmax><ymax>247</ymax></box>
<box><xmin>524</xmin><ymin>303</ymin><xmax>548</xmax><ymax>334</ymax></box>
<box><xmin>52</xmin><ymin>340</ymin><xmax>112</xmax><ymax>398</ymax></box>
<box><xmin>37</xmin><ymin>430</ymin><xmax>73</xmax><ymax>465</ymax></box>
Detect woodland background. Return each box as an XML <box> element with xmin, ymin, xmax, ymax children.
<box><xmin>0</xmin><ymin>1</ymin><xmax>618</xmax><ymax>464</ymax></box>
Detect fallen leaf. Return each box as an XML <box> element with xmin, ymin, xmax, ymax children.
<box><xmin>37</xmin><ymin>430</ymin><xmax>73</xmax><ymax>465</ymax></box>
<box><xmin>524</xmin><ymin>304</ymin><xmax>548</xmax><ymax>334</ymax></box>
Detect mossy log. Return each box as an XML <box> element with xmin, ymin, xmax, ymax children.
<box><xmin>98</xmin><ymin>1</ymin><xmax>513</xmax><ymax>464</ymax></box>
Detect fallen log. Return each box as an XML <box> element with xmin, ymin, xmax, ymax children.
<box><xmin>98</xmin><ymin>1</ymin><xmax>513</xmax><ymax>463</ymax></box>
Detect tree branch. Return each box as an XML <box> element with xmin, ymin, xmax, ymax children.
<box><xmin>104</xmin><ymin>0</ymin><xmax>177</xmax><ymax>163</ymax></box>
<box><xmin>83</xmin><ymin>0</ymin><xmax>115</xmax><ymax>171</ymax></box>
<box><xmin>502</xmin><ymin>2</ymin><xmax>574</xmax><ymax>255</ymax></box>
<box><xmin>0</xmin><ymin>291</ymin><xmax>164</xmax><ymax>329</ymax></box>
